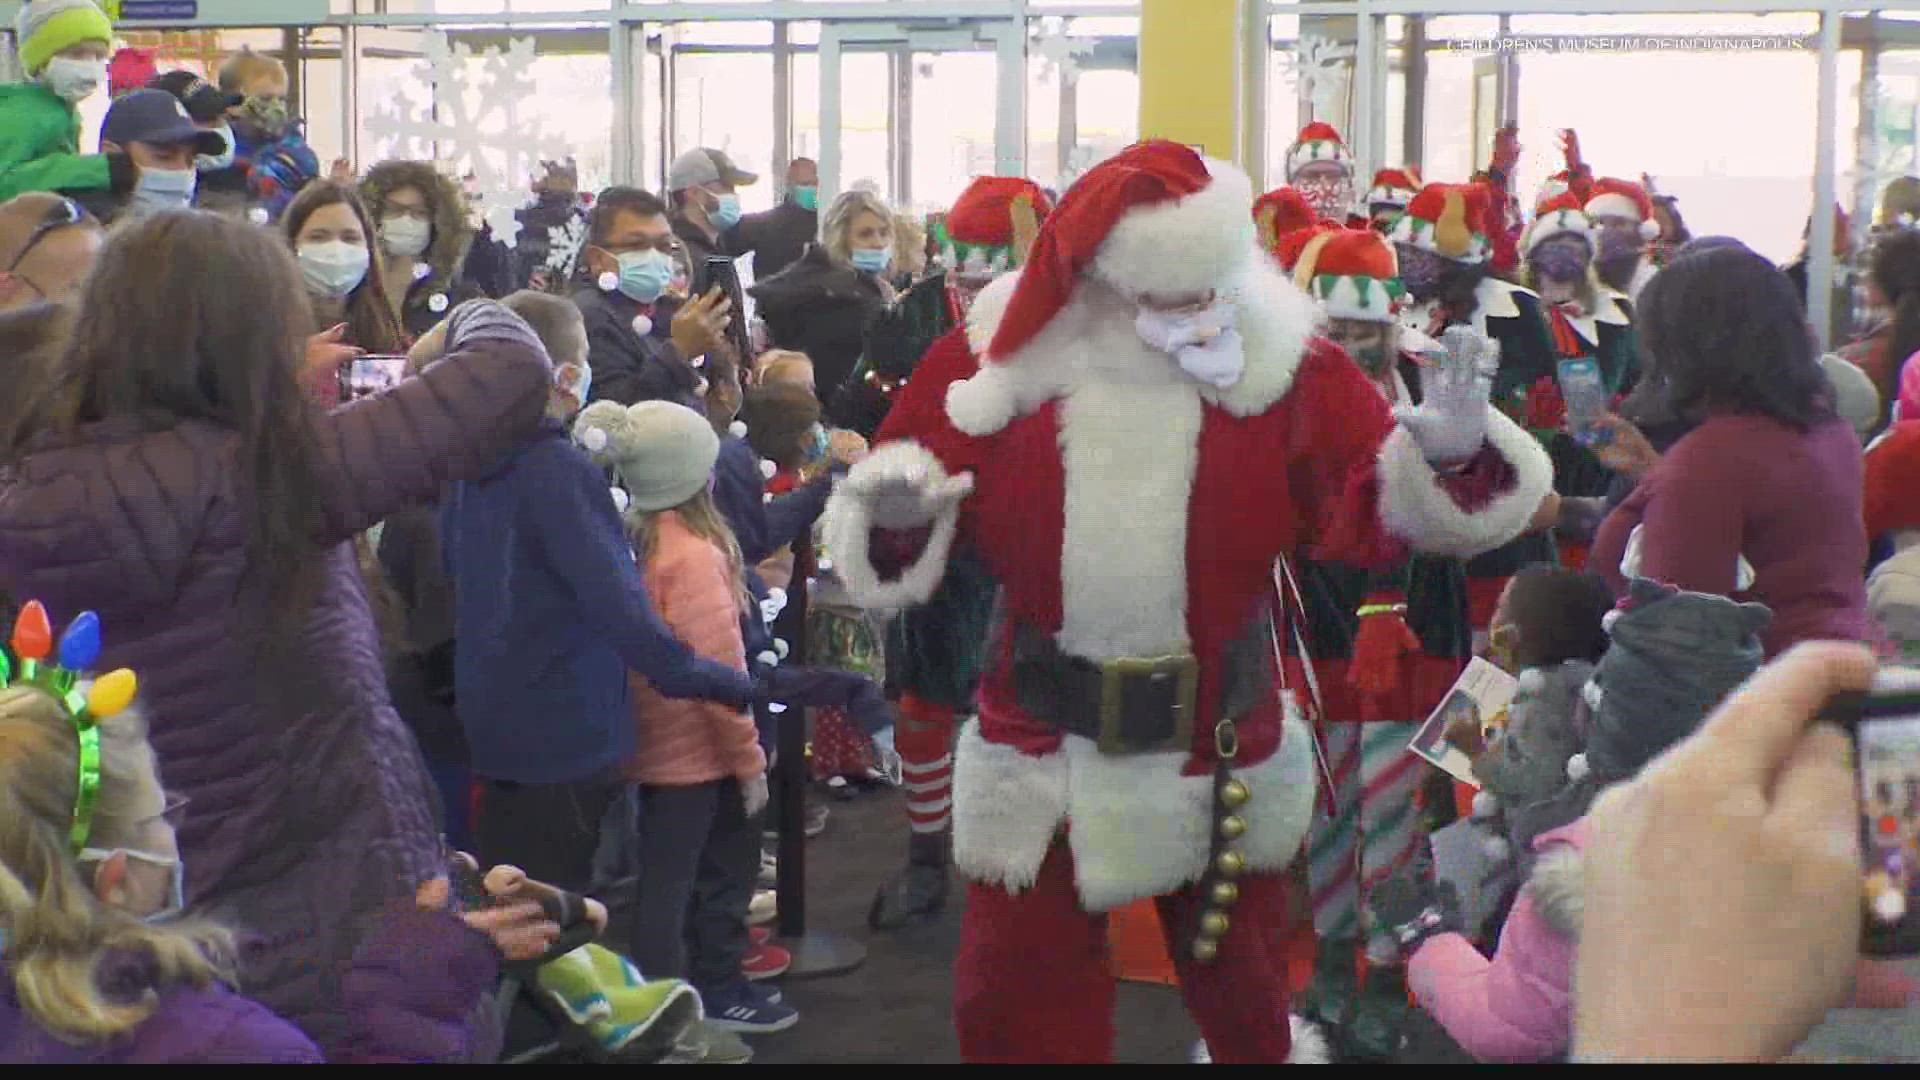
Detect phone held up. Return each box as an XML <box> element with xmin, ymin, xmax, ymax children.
<box><xmin>1555</xmin><ymin>357</ymin><xmax>1611</xmax><ymax>449</ymax></box>
<box><xmin>1822</xmin><ymin>667</ymin><xmax>1920</xmax><ymax>957</ymax></box>
<box><xmin>339</xmin><ymin>355</ymin><xmax>408</xmax><ymax>402</ymax></box>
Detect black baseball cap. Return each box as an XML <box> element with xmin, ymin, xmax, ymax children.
<box><xmin>147</xmin><ymin>70</ymin><xmax>243</xmax><ymax>124</ymax></box>
<box><xmin>101</xmin><ymin>89</ymin><xmax>228</xmax><ymax>156</ymax></box>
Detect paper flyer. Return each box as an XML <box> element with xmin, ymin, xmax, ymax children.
<box><xmin>1407</xmin><ymin>657</ymin><xmax>1520</xmax><ymax>789</ymax></box>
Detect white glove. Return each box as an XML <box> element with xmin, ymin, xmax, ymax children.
<box><xmin>841</xmin><ymin>449</ymin><xmax>974</xmax><ymax>530</ymax></box>
<box><xmin>741</xmin><ymin>774</ymin><xmax>770</xmax><ymax>818</ymax></box>
<box><xmin>1393</xmin><ymin>325</ymin><xmax>1499</xmax><ymax>465</ymax></box>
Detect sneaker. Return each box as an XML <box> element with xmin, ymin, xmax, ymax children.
<box><xmin>746</xmin><ymin>889</ymin><xmax>778</xmax><ymax>927</ymax></box>
<box><xmin>758</xmin><ymin>851</ymin><xmax>778</xmax><ymax>889</ymax></box>
<box><xmin>741</xmin><ymin>942</ymin><xmax>792</xmax><ymax>981</ymax></box>
<box><xmin>663</xmin><ymin>1018</ymin><xmax>755</xmax><ymax>1064</ymax></box>
<box><xmin>804</xmin><ymin>804</ymin><xmax>829</xmax><ymax>838</ymax></box>
<box><xmin>749</xmin><ymin>925</ymin><xmax>772</xmax><ymax>947</ymax></box>
<box><xmin>705</xmin><ymin>981</ymin><xmax>799</xmax><ymax>1035</ymax></box>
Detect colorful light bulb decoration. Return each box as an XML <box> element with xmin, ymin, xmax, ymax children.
<box><xmin>59</xmin><ymin>611</ymin><xmax>102</xmax><ymax>670</ymax></box>
<box><xmin>13</xmin><ymin>600</ymin><xmax>52</xmax><ymax>663</ymax></box>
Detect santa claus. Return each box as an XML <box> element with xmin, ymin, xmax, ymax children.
<box><xmin>822</xmin><ymin>141</ymin><xmax>1554</xmax><ymax>1064</ymax></box>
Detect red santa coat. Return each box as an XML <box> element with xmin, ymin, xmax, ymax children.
<box><xmin>826</xmin><ymin>253</ymin><xmax>1553</xmax><ymax>914</ymax></box>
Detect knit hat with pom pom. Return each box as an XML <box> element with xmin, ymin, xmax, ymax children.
<box><xmin>573</xmin><ymin>399</ymin><xmax>719</xmax><ymax>513</ymax></box>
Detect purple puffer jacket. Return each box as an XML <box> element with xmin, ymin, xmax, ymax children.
<box><xmin>1</xmin><ymin>906</ymin><xmax>499</xmax><ymax>1063</ymax></box>
<box><xmin>0</xmin><ymin>301</ymin><xmax>550</xmax><ymax>1060</ymax></box>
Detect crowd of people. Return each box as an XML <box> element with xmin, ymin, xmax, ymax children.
<box><xmin>3</xmin><ymin>0</ymin><xmax>1920</xmax><ymax>1066</ymax></box>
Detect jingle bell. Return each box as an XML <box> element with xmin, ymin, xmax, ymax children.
<box><xmin>1215</xmin><ymin>850</ymin><xmax>1245</xmax><ymax>877</ymax></box>
<box><xmin>1218</xmin><ymin>815</ymin><xmax>1247</xmax><ymax>841</ymax></box>
<box><xmin>1211</xmin><ymin>880</ymin><xmax>1240</xmax><ymax>907</ymax></box>
<box><xmin>1200</xmin><ymin>911</ymin><xmax>1230</xmax><ymax>939</ymax></box>
<box><xmin>1192</xmin><ymin>937</ymin><xmax>1219</xmax><ymax>963</ymax></box>
<box><xmin>1221</xmin><ymin>779</ymin><xmax>1250</xmax><ymax>809</ymax></box>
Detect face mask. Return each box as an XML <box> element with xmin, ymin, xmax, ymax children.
<box><xmin>1531</xmin><ymin>241</ymin><xmax>1592</xmax><ymax>285</ymax></box>
<box><xmin>804</xmin><ymin>423</ymin><xmax>830</xmax><ymax>466</ymax></box>
<box><xmin>1594</xmin><ymin>228</ymin><xmax>1643</xmax><ymax>284</ymax></box>
<box><xmin>793</xmin><ymin>185</ymin><xmax>820</xmax><ymax>212</ymax></box>
<box><xmin>80</xmin><ymin>847</ymin><xmax>186</xmax><ymax>923</ymax></box>
<box><xmin>1396</xmin><ymin>244</ymin><xmax>1448</xmax><ymax>301</ymax></box>
<box><xmin>557</xmin><ymin>362</ymin><xmax>592</xmax><ymax>412</ymax></box>
<box><xmin>40</xmin><ymin>56</ymin><xmax>106</xmax><ymax>104</ymax></box>
<box><xmin>129</xmin><ymin>167</ymin><xmax>197</xmax><ymax>215</ymax></box>
<box><xmin>851</xmin><ymin>246</ymin><xmax>892</xmax><ymax>275</ymax></box>
<box><xmin>709</xmin><ymin>192</ymin><xmax>742</xmax><ymax>230</ymax></box>
<box><xmin>612</xmin><ymin>248</ymin><xmax>674</xmax><ymax>304</ymax></box>
<box><xmin>298</xmin><ymin>240</ymin><xmax>371</xmax><ymax>299</ymax></box>
<box><xmin>1135</xmin><ymin>303</ymin><xmax>1246</xmax><ymax>389</ymax></box>
<box><xmin>243</xmin><ymin>95</ymin><xmax>291</xmax><ymax>137</ymax></box>
<box><xmin>1298</xmin><ymin>175</ymin><xmax>1354</xmax><ymax>222</ymax></box>
<box><xmin>1346</xmin><ymin>340</ymin><xmax>1394</xmax><ymax>378</ymax></box>
<box><xmin>196</xmin><ymin>122</ymin><xmax>236</xmax><ymax>172</ymax></box>
<box><xmin>380</xmin><ymin>215</ymin><xmax>433</xmax><ymax>259</ymax></box>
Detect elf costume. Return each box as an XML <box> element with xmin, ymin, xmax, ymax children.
<box><xmin>1513</xmin><ymin>193</ymin><xmax>1641</xmax><ymax>568</ymax></box>
<box><xmin>1286</xmin><ymin>121</ymin><xmax>1368</xmax><ymax>228</ymax></box>
<box><xmin>1366</xmin><ymin>168</ymin><xmax>1422</xmax><ymax>231</ymax></box>
<box><xmin>1273</xmin><ymin>225</ymin><xmax>1476</xmax><ymax>1053</ymax></box>
<box><xmin>823</xmin><ymin>142</ymin><xmax>1552</xmax><ymax>1063</ymax></box>
<box><xmin>1392</xmin><ymin>182</ymin><xmax>1560</xmax><ymax>640</ymax></box>
<box><xmin>1255</xmin><ymin>186</ymin><xmax>1317</xmax><ymax>262</ymax></box>
<box><xmin>866</xmin><ymin>177</ymin><xmax>1048</xmax><ymax>931</ymax></box>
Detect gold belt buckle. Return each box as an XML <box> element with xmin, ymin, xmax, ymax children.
<box><xmin>1097</xmin><ymin>654</ymin><xmax>1200</xmax><ymax>755</ymax></box>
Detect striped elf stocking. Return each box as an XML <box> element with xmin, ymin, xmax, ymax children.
<box><xmin>896</xmin><ymin>694</ymin><xmax>956</xmax><ymax>835</ymax></box>
<box><xmin>1307</xmin><ymin>721</ymin><xmax>1425</xmax><ymax>942</ymax></box>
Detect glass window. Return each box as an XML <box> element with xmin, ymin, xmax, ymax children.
<box><xmin>673</xmin><ymin>51</ymin><xmax>777</xmax><ymax>210</ymax></box>
<box><xmin>910</xmin><ymin>50</ymin><xmax>1000</xmax><ymax>214</ymax></box>
<box><xmin>795</xmin><ymin>50</ymin><xmax>894</xmax><ymax>204</ymax></box>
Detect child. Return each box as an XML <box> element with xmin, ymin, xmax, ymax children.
<box><xmin>1378</xmin><ymin>580</ymin><xmax>1773</xmax><ymax>1063</ymax></box>
<box><xmin>0</xmin><ymin>1</ymin><xmax>130</xmax><ymax>206</ymax></box>
<box><xmin>755</xmin><ymin>348</ymin><xmax>815</xmax><ymax>393</ymax></box>
<box><xmin>1480</xmin><ymin>563</ymin><xmax>1615</xmax><ymax>676</ymax></box>
<box><xmin>218</xmin><ymin>48</ymin><xmax>321</xmax><ymax>221</ymax></box>
<box><xmin>575</xmin><ymin>398</ymin><xmax>799</xmax><ymax>1037</ymax></box>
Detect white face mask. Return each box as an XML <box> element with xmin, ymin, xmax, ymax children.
<box><xmin>380</xmin><ymin>215</ymin><xmax>433</xmax><ymax>260</ymax></box>
<box><xmin>40</xmin><ymin>56</ymin><xmax>107</xmax><ymax>104</ymax></box>
<box><xmin>79</xmin><ymin>847</ymin><xmax>187</xmax><ymax>923</ymax></box>
<box><xmin>196</xmin><ymin>122</ymin><xmax>236</xmax><ymax>172</ymax></box>
<box><xmin>298</xmin><ymin>240</ymin><xmax>372</xmax><ymax>299</ymax></box>
<box><xmin>129</xmin><ymin>167</ymin><xmax>197</xmax><ymax>216</ymax></box>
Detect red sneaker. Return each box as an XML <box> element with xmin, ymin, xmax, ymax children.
<box><xmin>741</xmin><ymin>942</ymin><xmax>792</xmax><ymax>982</ymax></box>
<box><xmin>749</xmin><ymin>925</ymin><xmax>773</xmax><ymax>947</ymax></box>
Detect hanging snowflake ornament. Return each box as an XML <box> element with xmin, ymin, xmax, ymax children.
<box><xmin>1279</xmin><ymin>34</ymin><xmax>1357</xmax><ymax>122</ymax></box>
<box><xmin>1031</xmin><ymin>17</ymin><xmax>1097</xmax><ymax>84</ymax></box>
<box><xmin>546</xmin><ymin>215</ymin><xmax>589</xmax><ymax>284</ymax></box>
<box><xmin>363</xmin><ymin>31</ymin><xmax>571</xmax><ymax>251</ymax></box>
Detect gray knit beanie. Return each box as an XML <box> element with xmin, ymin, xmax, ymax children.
<box><xmin>573</xmin><ymin>399</ymin><xmax>719</xmax><ymax>513</ymax></box>
<box><xmin>1579</xmin><ymin>577</ymin><xmax>1772</xmax><ymax>785</ymax></box>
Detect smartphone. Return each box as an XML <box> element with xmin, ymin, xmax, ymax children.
<box><xmin>700</xmin><ymin>254</ymin><xmax>742</xmax><ymax>301</ymax></box>
<box><xmin>340</xmin><ymin>355</ymin><xmax>408</xmax><ymax>402</ymax></box>
<box><xmin>1556</xmin><ymin>357</ymin><xmax>1610</xmax><ymax>448</ymax></box>
<box><xmin>449</xmin><ymin>852</ymin><xmax>491</xmax><ymax>913</ymax></box>
<box><xmin>1823</xmin><ymin>668</ymin><xmax>1920</xmax><ymax>956</ymax></box>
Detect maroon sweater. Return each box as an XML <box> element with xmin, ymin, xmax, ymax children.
<box><xmin>1590</xmin><ymin>414</ymin><xmax>1869</xmax><ymax>657</ymax></box>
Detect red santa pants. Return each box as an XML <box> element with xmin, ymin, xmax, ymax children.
<box><xmin>954</xmin><ymin>840</ymin><xmax>1296</xmax><ymax>1063</ymax></box>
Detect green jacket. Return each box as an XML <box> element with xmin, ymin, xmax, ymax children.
<box><xmin>0</xmin><ymin>81</ymin><xmax>114</xmax><ymax>202</ymax></box>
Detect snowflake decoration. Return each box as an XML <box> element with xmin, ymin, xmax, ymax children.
<box><xmin>1279</xmin><ymin>35</ymin><xmax>1356</xmax><ymax>122</ymax></box>
<box><xmin>364</xmin><ymin>32</ymin><xmax>570</xmax><ymax>251</ymax></box>
<box><xmin>1031</xmin><ymin>17</ymin><xmax>1097</xmax><ymax>84</ymax></box>
<box><xmin>546</xmin><ymin>215</ymin><xmax>588</xmax><ymax>283</ymax></box>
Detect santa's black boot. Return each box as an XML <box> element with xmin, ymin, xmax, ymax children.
<box><xmin>868</xmin><ymin>829</ymin><xmax>951</xmax><ymax>930</ymax></box>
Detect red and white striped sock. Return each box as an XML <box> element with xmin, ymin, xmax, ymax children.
<box><xmin>896</xmin><ymin>695</ymin><xmax>956</xmax><ymax>835</ymax></box>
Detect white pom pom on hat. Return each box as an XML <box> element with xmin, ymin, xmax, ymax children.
<box><xmin>1566</xmin><ymin>753</ymin><xmax>1590</xmax><ymax>783</ymax></box>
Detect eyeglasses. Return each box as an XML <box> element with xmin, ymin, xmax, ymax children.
<box><xmin>5</xmin><ymin>197</ymin><xmax>88</xmax><ymax>275</ymax></box>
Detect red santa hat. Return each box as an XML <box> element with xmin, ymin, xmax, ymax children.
<box><xmin>1366</xmin><ymin>167</ymin><xmax>1422</xmax><ymax>210</ymax></box>
<box><xmin>1522</xmin><ymin>192</ymin><xmax>1595</xmax><ymax>255</ymax></box>
<box><xmin>1386</xmin><ymin>182</ymin><xmax>1490</xmax><ymax>264</ymax></box>
<box><xmin>1286</xmin><ymin>122</ymin><xmax>1353</xmax><ymax>181</ymax></box>
<box><xmin>1254</xmin><ymin>186</ymin><xmax>1317</xmax><ymax>258</ymax></box>
<box><xmin>1535</xmin><ymin>170</ymin><xmax>1573</xmax><ymax>211</ymax></box>
<box><xmin>1584</xmin><ymin>177</ymin><xmax>1660</xmax><ymax>240</ymax></box>
<box><xmin>947</xmin><ymin>176</ymin><xmax>1054</xmax><ymax>245</ymax></box>
<box><xmin>948</xmin><ymin>140</ymin><xmax>1256</xmax><ymax>435</ymax></box>
<box><xmin>1290</xmin><ymin>226</ymin><xmax>1403</xmax><ymax>324</ymax></box>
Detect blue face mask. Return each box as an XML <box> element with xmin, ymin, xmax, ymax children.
<box><xmin>130</xmin><ymin>167</ymin><xmax>197</xmax><ymax>216</ymax></box>
<box><xmin>851</xmin><ymin>246</ymin><xmax>893</xmax><ymax>275</ymax></box>
<box><xmin>613</xmin><ymin>249</ymin><xmax>674</xmax><ymax>303</ymax></box>
<box><xmin>80</xmin><ymin>847</ymin><xmax>187</xmax><ymax>923</ymax></box>
<box><xmin>710</xmin><ymin>192</ymin><xmax>742</xmax><ymax>230</ymax></box>
<box><xmin>792</xmin><ymin>185</ymin><xmax>819</xmax><ymax>212</ymax></box>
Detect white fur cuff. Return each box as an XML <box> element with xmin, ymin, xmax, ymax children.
<box><xmin>821</xmin><ymin>441</ymin><xmax>961</xmax><ymax>612</ymax></box>
<box><xmin>1377</xmin><ymin>407</ymin><xmax>1553</xmax><ymax>559</ymax></box>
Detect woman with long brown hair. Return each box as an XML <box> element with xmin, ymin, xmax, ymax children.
<box><xmin>283</xmin><ymin>181</ymin><xmax>408</xmax><ymax>405</ymax></box>
<box><xmin>0</xmin><ymin>209</ymin><xmax>553</xmax><ymax>1058</ymax></box>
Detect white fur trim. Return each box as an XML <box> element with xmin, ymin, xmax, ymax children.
<box><xmin>820</xmin><ymin>441</ymin><xmax>961</xmax><ymax>612</ymax></box>
<box><xmin>1376</xmin><ymin>407</ymin><xmax>1554</xmax><ymax>559</ymax></box>
<box><xmin>1523</xmin><ymin>207</ymin><xmax>1594</xmax><ymax>255</ymax></box>
<box><xmin>952</xmin><ymin>702</ymin><xmax>1319</xmax><ymax>912</ymax></box>
<box><xmin>1367</xmin><ymin>184</ymin><xmax>1414</xmax><ymax>208</ymax></box>
<box><xmin>964</xmin><ymin>271</ymin><xmax>1021</xmax><ymax>354</ymax></box>
<box><xmin>1288</xmin><ymin>140</ymin><xmax>1353</xmax><ymax>180</ymax></box>
<box><xmin>1194</xmin><ymin>1017</ymin><xmax>1331</xmax><ymax>1064</ymax></box>
<box><xmin>1583</xmin><ymin>192</ymin><xmax>1644</xmax><ymax>226</ymax></box>
<box><xmin>1528</xmin><ymin>847</ymin><xmax>1585</xmax><ymax>940</ymax></box>
<box><xmin>1057</xmin><ymin>377</ymin><xmax>1201</xmax><ymax>659</ymax></box>
<box><xmin>1316</xmin><ymin>275</ymin><xmax>1396</xmax><ymax>323</ymax></box>
<box><xmin>948</xmin><ymin>256</ymin><xmax>1317</xmax><ymax>437</ymax></box>
<box><xmin>1093</xmin><ymin>157</ymin><xmax>1258</xmax><ymax>302</ymax></box>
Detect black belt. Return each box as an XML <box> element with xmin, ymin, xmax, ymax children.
<box><xmin>1008</xmin><ymin>611</ymin><xmax>1275</xmax><ymax>756</ymax></box>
